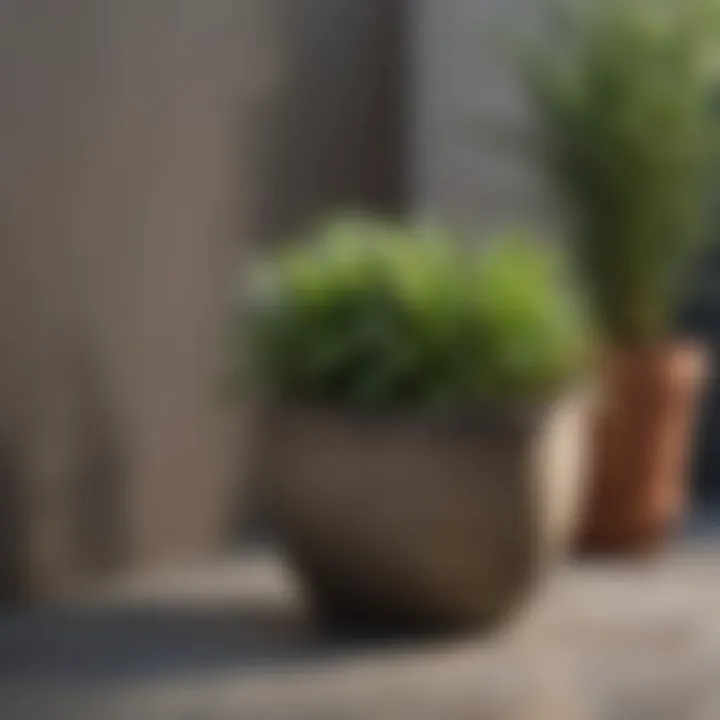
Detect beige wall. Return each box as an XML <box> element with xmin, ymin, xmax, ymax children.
<box><xmin>0</xmin><ymin>0</ymin><xmax>404</xmax><ymax>598</ymax></box>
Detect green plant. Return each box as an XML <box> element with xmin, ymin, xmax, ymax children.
<box><xmin>237</xmin><ymin>215</ymin><xmax>590</xmax><ymax>409</ymax></box>
<box><xmin>520</xmin><ymin>0</ymin><xmax>720</xmax><ymax>345</ymax></box>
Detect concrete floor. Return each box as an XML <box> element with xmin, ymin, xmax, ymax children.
<box><xmin>0</xmin><ymin>536</ymin><xmax>719</xmax><ymax>720</ymax></box>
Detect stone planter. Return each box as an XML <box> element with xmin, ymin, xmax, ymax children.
<box><xmin>261</xmin><ymin>392</ymin><xmax>589</xmax><ymax>632</ymax></box>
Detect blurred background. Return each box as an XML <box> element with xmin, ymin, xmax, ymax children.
<box><xmin>1</xmin><ymin>1</ymin><xmax>720</xmax><ymax>717</ymax></box>
<box><xmin>2</xmin><ymin>0</ymin><xmax>719</xmax><ymax>600</ymax></box>
<box><xmin>0</xmin><ymin>0</ymin><xmax>408</xmax><ymax>598</ymax></box>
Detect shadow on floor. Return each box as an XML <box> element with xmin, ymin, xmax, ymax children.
<box><xmin>0</xmin><ymin>602</ymin><xmax>303</xmax><ymax>685</ymax></box>
<box><xmin>0</xmin><ymin>591</ymin><xmax>441</xmax><ymax>687</ymax></box>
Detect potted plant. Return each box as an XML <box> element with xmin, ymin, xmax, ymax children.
<box><xmin>521</xmin><ymin>0</ymin><xmax>720</xmax><ymax>552</ymax></box>
<box><xmin>234</xmin><ymin>216</ymin><xmax>591</xmax><ymax>631</ymax></box>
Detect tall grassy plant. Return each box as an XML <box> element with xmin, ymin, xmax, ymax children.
<box><xmin>521</xmin><ymin>0</ymin><xmax>720</xmax><ymax>345</ymax></box>
<box><xmin>238</xmin><ymin>217</ymin><xmax>590</xmax><ymax>409</ymax></box>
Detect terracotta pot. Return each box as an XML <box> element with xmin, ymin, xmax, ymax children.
<box><xmin>578</xmin><ymin>343</ymin><xmax>708</xmax><ymax>555</ymax></box>
<box><xmin>261</xmin><ymin>391</ymin><xmax>589</xmax><ymax>633</ymax></box>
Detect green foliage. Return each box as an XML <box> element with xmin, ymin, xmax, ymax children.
<box><xmin>520</xmin><ymin>0</ymin><xmax>720</xmax><ymax>345</ymax></box>
<box><xmin>237</xmin><ymin>216</ymin><xmax>590</xmax><ymax>409</ymax></box>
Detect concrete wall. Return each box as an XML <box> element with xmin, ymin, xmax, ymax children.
<box><xmin>413</xmin><ymin>0</ymin><xmax>557</xmax><ymax>232</ymax></box>
<box><xmin>0</xmin><ymin>0</ymin><xmax>404</xmax><ymax>599</ymax></box>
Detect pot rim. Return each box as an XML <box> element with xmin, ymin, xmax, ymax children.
<box><xmin>260</xmin><ymin>382</ymin><xmax>592</xmax><ymax>432</ymax></box>
<box><xmin>600</xmin><ymin>339</ymin><xmax>710</xmax><ymax>382</ymax></box>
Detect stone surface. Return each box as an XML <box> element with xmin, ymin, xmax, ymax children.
<box><xmin>1</xmin><ymin>532</ymin><xmax>719</xmax><ymax>719</ymax></box>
